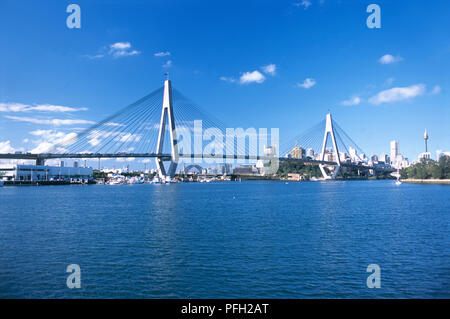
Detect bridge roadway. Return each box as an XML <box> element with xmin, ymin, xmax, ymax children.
<box><xmin>0</xmin><ymin>153</ymin><xmax>392</xmax><ymax>171</ymax></box>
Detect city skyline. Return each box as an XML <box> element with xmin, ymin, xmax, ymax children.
<box><xmin>0</xmin><ymin>0</ymin><xmax>449</xmax><ymax>165</ymax></box>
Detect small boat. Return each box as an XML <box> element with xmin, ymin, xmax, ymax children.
<box><xmin>164</xmin><ymin>176</ymin><xmax>173</xmax><ymax>184</ymax></box>
<box><xmin>395</xmin><ymin>169</ymin><xmax>402</xmax><ymax>185</ymax></box>
<box><xmin>152</xmin><ymin>176</ymin><xmax>162</xmax><ymax>184</ymax></box>
<box><xmin>106</xmin><ymin>174</ymin><xmax>126</xmax><ymax>185</ymax></box>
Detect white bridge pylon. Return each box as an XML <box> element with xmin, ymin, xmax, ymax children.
<box><xmin>155</xmin><ymin>79</ymin><xmax>179</xmax><ymax>180</ymax></box>
<box><xmin>319</xmin><ymin>113</ymin><xmax>341</xmax><ymax>180</ymax></box>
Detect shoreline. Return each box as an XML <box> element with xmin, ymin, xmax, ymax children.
<box><xmin>403</xmin><ymin>179</ymin><xmax>450</xmax><ymax>185</ymax></box>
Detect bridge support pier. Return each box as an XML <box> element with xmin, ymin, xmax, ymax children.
<box><xmin>319</xmin><ymin>113</ymin><xmax>341</xmax><ymax>180</ymax></box>
<box><xmin>155</xmin><ymin>79</ymin><xmax>179</xmax><ymax>181</ymax></box>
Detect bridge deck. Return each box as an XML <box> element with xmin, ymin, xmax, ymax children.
<box><xmin>0</xmin><ymin>153</ymin><xmax>392</xmax><ymax>171</ymax></box>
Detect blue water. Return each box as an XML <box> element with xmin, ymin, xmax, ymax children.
<box><xmin>0</xmin><ymin>180</ymin><xmax>449</xmax><ymax>298</ymax></box>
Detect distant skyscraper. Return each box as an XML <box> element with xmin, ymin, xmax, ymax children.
<box><xmin>390</xmin><ymin>140</ymin><xmax>399</xmax><ymax>163</ymax></box>
<box><xmin>424</xmin><ymin>129</ymin><xmax>429</xmax><ymax>152</ymax></box>
<box><xmin>349</xmin><ymin>147</ymin><xmax>358</xmax><ymax>162</ymax></box>
<box><xmin>379</xmin><ymin>153</ymin><xmax>389</xmax><ymax>163</ymax></box>
<box><xmin>289</xmin><ymin>145</ymin><xmax>304</xmax><ymax>159</ymax></box>
<box><xmin>436</xmin><ymin>150</ymin><xmax>450</xmax><ymax>161</ymax></box>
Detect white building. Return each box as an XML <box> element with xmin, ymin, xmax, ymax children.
<box><xmin>207</xmin><ymin>163</ymin><xmax>233</xmax><ymax>175</ymax></box>
<box><xmin>339</xmin><ymin>151</ymin><xmax>349</xmax><ymax>162</ymax></box>
<box><xmin>0</xmin><ymin>164</ymin><xmax>93</xmax><ymax>182</ymax></box>
<box><xmin>418</xmin><ymin>152</ymin><xmax>431</xmax><ymax>161</ymax></box>
<box><xmin>389</xmin><ymin>140</ymin><xmax>409</xmax><ymax>168</ymax></box>
<box><xmin>400</xmin><ymin>159</ymin><xmax>409</xmax><ymax>168</ymax></box>
<box><xmin>436</xmin><ymin>150</ymin><xmax>450</xmax><ymax>161</ymax></box>
<box><xmin>349</xmin><ymin>147</ymin><xmax>359</xmax><ymax>163</ymax></box>
<box><xmin>379</xmin><ymin>153</ymin><xmax>390</xmax><ymax>163</ymax></box>
<box><xmin>390</xmin><ymin>140</ymin><xmax>399</xmax><ymax>162</ymax></box>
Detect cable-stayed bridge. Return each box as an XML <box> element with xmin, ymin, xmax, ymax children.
<box><xmin>0</xmin><ymin>80</ymin><xmax>393</xmax><ymax>180</ymax></box>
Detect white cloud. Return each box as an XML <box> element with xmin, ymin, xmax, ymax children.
<box><xmin>368</xmin><ymin>84</ymin><xmax>425</xmax><ymax>105</ymax></box>
<box><xmin>5</xmin><ymin>115</ymin><xmax>95</xmax><ymax>126</ymax></box>
<box><xmin>109</xmin><ymin>42</ymin><xmax>140</xmax><ymax>58</ymax></box>
<box><xmin>431</xmin><ymin>85</ymin><xmax>441</xmax><ymax>95</ymax></box>
<box><xmin>293</xmin><ymin>0</ymin><xmax>311</xmax><ymax>9</ymax></box>
<box><xmin>112</xmin><ymin>49</ymin><xmax>140</xmax><ymax>58</ymax></box>
<box><xmin>29</xmin><ymin>129</ymin><xmax>55</xmax><ymax>137</ymax></box>
<box><xmin>84</xmin><ymin>42</ymin><xmax>140</xmax><ymax>60</ymax></box>
<box><xmin>0</xmin><ymin>102</ymin><xmax>87</xmax><ymax>113</ymax></box>
<box><xmin>0</xmin><ymin>103</ymin><xmax>28</xmax><ymax>112</ymax></box>
<box><xmin>0</xmin><ymin>140</ymin><xmax>21</xmax><ymax>153</ymax></box>
<box><xmin>32</xmin><ymin>104</ymin><xmax>88</xmax><ymax>112</ymax></box>
<box><xmin>296</xmin><ymin>78</ymin><xmax>316</xmax><ymax>89</ymax></box>
<box><xmin>116</xmin><ymin>157</ymin><xmax>135</xmax><ymax>162</ymax></box>
<box><xmin>379</xmin><ymin>54</ymin><xmax>403</xmax><ymax>64</ymax></box>
<box><xmin>88</xmin><ymin>138</ymin><xmax>101</xmax><ymax>147</ymax></box>
<box><xmin>30</xmin><ymin>142</ymin><xmax>55</xmax><ymax>154</ymax></box>
<box><xmin>1</xmin><ymin>131</ymin><xmax>77</xmax><ymax>157</ymax></box>
<box><xmin>114</xmin><ymin>132</ymin><xmax>142</xmax><ymax>143</ymax></box>
<box><xmin>0</xmin><ymin>141</ymin><xmax>27</xmax><ymax>165</ymax></box>
<box><xmin>110</xmin><ymin>42</ymin><xmax>131</xmax><ymax>50</ymax></box>
<box><xmin>240</xmin><ymin>71</ymin><xmax>266</xmax><ymax>84</ymax></box>
<box><xmin>26</xmin><ymin>130</ymin><xmax>77</xmax><ymax>153</ymax></box>
<box><xmin>29</xmin><ymin>130</ymin><xmax>76</xmax><ymax>142</ymax></box>
<box><xmin>219</xmin><ymin>76</ymin><xmax>236</xmax><ymax>83</ymax></box>
<box><xmin>84</xmin><ymin>54</ymin><xmax>105</xmax><ymax>60</ymax></box>
<box><xmin>154</xmin><ymin>51</ymin><xmax>171</xmax><ymax>57</ymax></box>
<box><xmin>84</xmin><ymin>130</ymin><xmax>142</xmax><ymax>147</ymax></box>
<box><xmin>261</xmin><ymin>64</ymin><xmax>276</xmax><ymax>76</ymax></box>
<box><xmin>221</xmin><ymin>64</ymin><xmax>276</xmax><ymax>85</ymax></box>
<box><xmin>341</xmin><ymin>96</ymin><xmax>361</xmax><ymax>106</ymax></box>
<box><xmin>163</xmin><ymin>60</ymin><xmax>173</xmax><ymax>68</ymax></box>
<box><xmin>105</xmin><ymin>122</ymin><xmax>125</xmax><ymax>127</ymax></box>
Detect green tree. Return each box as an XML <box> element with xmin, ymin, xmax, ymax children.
<box><xmin>401</xmin><ymin>156</ymin><xmax>450</xmax><ymax>180</ymax></box>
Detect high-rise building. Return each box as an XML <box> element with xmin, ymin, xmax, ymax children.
<box><xmin>306</xmin><ymin>148</ymin><xmax>314</xmax><ymax>159</ymax></box>
<box><xmin>390</xmin><ymin>140</ymin><xmax>399</xmax><ymax>163</ymax></box>
<box><xmin>418</xmin><ymin>152</ymin><xmax>431</xmax><ymax>161</ymax></box>
<box><xmin>424</xmin><ymin>129</ymin><xmax>429</xmax><ymax>153</ymax></box>
<box><xmin>379</xmin><ymin>153</ymin><xmax>390</xmax><ymax>163</ymax></box>
<box><xmin>289</xmin><ymin>146</ymin><xmax>304</xmax><ymax>159</ymax></box>
<box><xmin>437</xmin><ymin>150</ymin><xmax>450</xmax><ymax>161</ymax></box>
<box><xmin>349</xmin><ymin>147</ymin><xmax>358</xmax><ymax>162</ymax></box>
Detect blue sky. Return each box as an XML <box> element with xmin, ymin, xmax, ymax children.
<box><xmin>0</xmin><ymin>0</ymin><xmax>449</xmax><ymax>167</ymax></box>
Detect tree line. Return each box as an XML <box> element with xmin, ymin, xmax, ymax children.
<box><xmin>400</xmin><ymin>156</ymin><xmax>450</xmax><ymax>179</ymax></box>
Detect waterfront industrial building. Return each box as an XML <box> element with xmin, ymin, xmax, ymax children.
<box><xmin>0</xmin><ymin>163</ymin><xmax>93</xmax><ymax>182</ymax></box>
